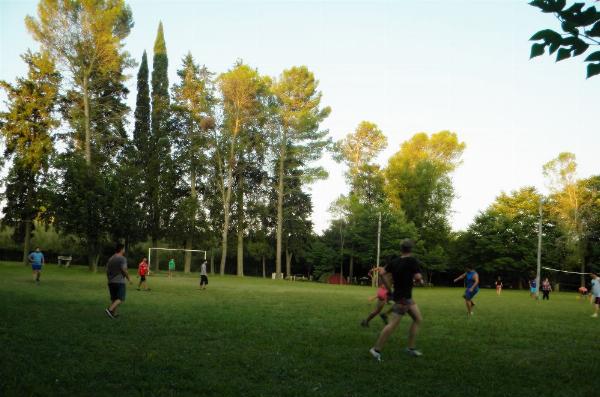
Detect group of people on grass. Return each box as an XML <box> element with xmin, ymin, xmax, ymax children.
<box><xmin>361</xmin><ymin>239</ymin><xmax>600</xmax><ymax>362</ymax></box>
<box><xmin>104</xmin><ymin>244</ymin><xmax>209</xmax><ymax>318</ymax></box>
<box><xmin>24</xmin><ymin>243</ymin><xmax>600</xmax><ymax>341</ymax></box>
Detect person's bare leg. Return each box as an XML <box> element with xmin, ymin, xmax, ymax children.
<box><xmin>407</xmin><ymin>305</ymin><xmax>422</xmax><ymax>349</ymax></box>
<box><xmin>373</xmin><ymin>313</ymin><xmax>402</xmax><ymax>351</ymax></box>
<box><xmin>109</xmin><ymin>299</ymin><xmax>122</xmax><ymax>313</ymax></box>
<box><xmin>465</xmin><ymin>299</ymin><xmax>471</xmax><ymax>315</ymax></box>
<box><xmin>365</xmin><ymin>300</ymin><xmax>385</xmax><ymax>324</ymax></box>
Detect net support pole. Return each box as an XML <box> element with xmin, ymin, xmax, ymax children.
<box><xmin>375</xmin><ymin>211</ymin><xmax>381</xmax><ymax>288</ymax></box>
<box><xmin>535</xmin><ymin>198</ymin><xmax>543</xmax><ymax>299</ymax></box>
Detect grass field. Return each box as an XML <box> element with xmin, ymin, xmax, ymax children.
<box><xmin>0</xmin><ymin>262</ymin><xmax>598</xmax><ymax>397</ymax></box>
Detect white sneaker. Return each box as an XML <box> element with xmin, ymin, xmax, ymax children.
<box><xmin>406</xmin><ymin>348</ymin><xmax>423</xmax><ymax>357</ymax></box>
<box><xmin>592</xmin><ymin>313</ymin><xmax>598</xmax><ymax>318</ymax></box>
<box><xmin>369</xmin><ymin>348</ymin><xmax>382</xmax><ymax>362</ymax></box>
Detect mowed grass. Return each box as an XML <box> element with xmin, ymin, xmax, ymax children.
<box><xmin>0</xmin><ymin>262</ymin><xmax>598</xmax><ymax>397</ymax></box>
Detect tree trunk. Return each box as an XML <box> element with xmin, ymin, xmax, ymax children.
<box><xmin>219</xmin><ymin>137</ymin><xmax>236</xmax><ymax>275</ymax></box>
<box><xmin>262</xmin><ymin>255</ymin><xmax>266</xmax><ymax>278</ymax></box>
<box><xmin>184</xmin><ymin>238</ymin><xmax>192</xmax><ymax>274</ymax></box>
<box><xmin>151</xmin><ymin>237</ymin><xmax>159</xmax><ymax>271</ymax></box>
<box><xmin>88</xmin><ymin>242</ymin><xmax>98</xmax><ymax>273</ymax></box>
<box><xmin>236</xmin><ymin>175</ymin><xmax>244</xmax><ymax>276</ymax></box>
<box><xmin>349</xmin><ymin>255</ymin><xmax>354</xmax><ymax>284</ymax></box>
<box><xmin>275</xmin><ymin>134</ymin><xmax>286</xmax><ymax>279</ymax></box>
<box><xmin>285</xmin><ymin>249</ymin><xmax>292</xmax><ymax>278</ymax></box>
<box><xmin>210</xmin><ymin>248</ymin><xmax>215</xmax><ymax>275</ymax></box>
<box><xmin>185</xmin><ymin>165</ymin><xmax>197</xmax><ymax>274</ymax></box>
<box><xmin>22</xmin><ymin>220</ymin><xmax>32</xmax><ymax>266</ymax></box>
<box><xmin>82</xmin><ymin>76</ymin><xmax>92</xmax><ymax>166</ymax></box>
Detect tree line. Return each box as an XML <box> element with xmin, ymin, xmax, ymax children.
<box><xmin>1</xmin><ymin>0</ymin><xmax>598</xmax><ymax>287</ymax></box>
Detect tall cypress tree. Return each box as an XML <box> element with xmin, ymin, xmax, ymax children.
<box><xmin>134</xmin><ymin>51</ymin><xmax>150</xmax><ymax>160</ymax></box>
<box><xmin>148</xmin><ymin>21</ymin><xmax>175</xmax><ymax>270</ymax></box>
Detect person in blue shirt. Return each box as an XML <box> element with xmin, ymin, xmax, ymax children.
<box><xmin>28</xmin><ymin>247</ymin><xmax>45</xmax><ymax>285</ymax></box>
<box><xmin>529</xmin><ymin>278</ymin><xmax>537</xmax><ymax>299</ymax></box>
<box><xmin>454</xmin><ymin>266</ymin><xmax>480</xmax><ymax>317</ymax></box>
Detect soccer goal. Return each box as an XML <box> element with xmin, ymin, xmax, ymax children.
<box><xmin>148</xmin><ymin>247</ymin><xmax>207</xmax><ymax>274</ymax></box>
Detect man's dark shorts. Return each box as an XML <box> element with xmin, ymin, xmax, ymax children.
<box><xmin>391</xmin><ymin>298</ymin><xmax>415</xmax><ymax>315</ymax></box>
<box><xmin>140</xmin><ymin>275</ymin><xmax>146</xmax><ymax>282</ymax></box>
<box><xmin>108</xmin><ymin>283</ymin><xmax>126</xmax><ymax>301</ymax></box>
<box><xmin>595</xmin><ymin>297</ymin><xmax>600</xmax><ymax>305</ymax></box>
<box><xmin>200</xmin><ymin>275</ymin><xmax>208</xmax><ymax>285</ymax></box>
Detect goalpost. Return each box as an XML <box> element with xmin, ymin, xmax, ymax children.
<box><xmin>148</xmin><ymin>247</ymin><xmax>207</xmax><ymax>274</ymax></box>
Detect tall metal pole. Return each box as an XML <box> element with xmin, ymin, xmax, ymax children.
<box><xmin>375</xmin><ymin>212</ymin><xmax>382</xmax><ymax>287</ymax></box>
<box><xmin>535</xmin><ymin>198</ymin><xmax>543</xmax><ymax>299</ymax></box>
<box><xmin>339</xmin><ymin>220</ymin><xmax>344</xmax><ymax>285</ymax></box>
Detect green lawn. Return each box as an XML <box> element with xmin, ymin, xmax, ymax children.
<box><xmin>0</xmin><ymin>262</ymin><xmax>598</xmax><ymax>397</ymax></box>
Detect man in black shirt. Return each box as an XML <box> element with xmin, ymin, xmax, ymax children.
<box><xmin>369</xmin><ymin>239</ymin><xmax>424</xmax><ymax>361</ymax></box>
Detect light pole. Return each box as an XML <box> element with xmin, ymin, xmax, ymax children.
<box><xmin>535</xmin><ymin>198</ymin><xmax>543</xmax><ymax>299</ymax></box>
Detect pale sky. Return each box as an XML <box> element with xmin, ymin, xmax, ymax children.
<box><xmin>1</xmin><ymin>0</ymin><xmax>598</xmax><ymax>233</ymax></box>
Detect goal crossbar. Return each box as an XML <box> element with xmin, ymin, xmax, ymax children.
<box><xmin>148</xmin><ymin>247</ymin><xmax>207</xmax><ymax>272</ymax></box>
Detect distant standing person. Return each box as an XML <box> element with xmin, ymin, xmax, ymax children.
<box><xmin>199</xmin><ymin>261</ymin><xmax>209</xmax><ymax>289</ymax></box>
<box><xmin>28</xmin><ymin>247</ymin><xmax>45</xmax><ymax>285</ymax></box>
<box><xmin>369</xmin><ymin>239</ymin><xmax>424</xmax><ymax>362</ymax></box>
<box><xmin>454</xmin><ymin>266</ymin><xmax>479</xmax><ymax>316</ymax></box>
<box><xmin>591</xmin><ymin>274</ymin><xmax>600</xmax><ymax>318</ymax></box>
<box><xmin>168</xmin><ymin>258</ymin><xmax>176</xmax><ymax>279</ymax></box>
<box><xmin>137</xmin><ymin>257</ymin><xmax>150</xmax><ymax>291</ymax></box>
<box><xmin>530</xmin><ymin>278</ymin><xmax>537</xmax><ymax>299</ymax></box>
<box><xmin>541</xmin><ymin>278</ymin><xmax>552</xmax><ymax>300</ymax></box>
<box><xmin>495</xmin><ymin>276</ymin><xmax>503</xmax><ymax>296</ymax></box>
<box><xmin>105</xmin><ymin>243</ymin><xmax>131</xmax><ymax>319</ymax></box>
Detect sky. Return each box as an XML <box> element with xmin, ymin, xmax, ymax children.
<box><xmin>1</xmin><ymin>0</ymin><xmax>598</xmax><ymax>234</ymax></box>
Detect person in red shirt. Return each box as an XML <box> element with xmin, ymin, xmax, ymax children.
<box><xmin>361</xmin><ymin>274</ymin><xmax>392</xmax><ymax>327</ymax></box>
<box><xmin>137</xmin><ymin>258</ymin><xmax>150</xmax><ymax>291</ymax></box>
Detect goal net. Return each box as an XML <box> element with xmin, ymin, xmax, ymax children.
<box><xmin>148</xmin><ymin>247</ymin><xmax>207</xmax><ymax>274</ymax></box>
<box><xmin>541</xmin><ymin>266</ymin><xmax>592</xmax><ymax>292</ymax></box>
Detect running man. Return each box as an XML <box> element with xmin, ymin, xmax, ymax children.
<box><xmin>495</xmin><ymin>276</ymin><xmax>503</xmax><ymax>296</ymax></box>
<box><xmin>361</xmin><ymin>274</ymin><xmax>391</xmax><ymax>327</ymax></box>
<box><xmin>454</xmin><ymin>266</ymin><xmax>479</xmax><ymax>316</ymax></box>
<box><xmin>199</xmin><ymin>261</ymin><xmax>208</xmax><ymax>289</ymax></box>
<box><xmin>369</xmin><ymin>239</ymin><xmax>424</xmax><ymax>361</ymax></box>
<box><xmin>28</xmin><ymin>247</ymin><xmax>45</xmax><ymax>285</ymax></box>
<box><xmin>541</xmin><ymin>277</ymin><xmax>552</xmax><ymax>300</ymax></box>
<box><xmin>591</xmin><ymin>274</ymin><xmax>600</xmax><ymax>318</ymax></box>
<box><xmin>105</xmin><ymin>243</ymin><xmax>131</xmax><ymax>319</ymax></box>
<box><xmin>137</xmin><ymin>257</ymin><xmax>150</xmax><ymax>291</ymax></box>
<box><xmin>168</xmin><ymin>258</ymin><xmax>176</xmax><ymax>279</ymax></box>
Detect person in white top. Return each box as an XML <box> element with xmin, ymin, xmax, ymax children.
<box><xmin>199</xmin><ymin>261</ymin><xmax>208</xmax><ymax>290</ymax></box>
<box><xmin>590</xmin><ymin>273</ymin><xmax>600</xmax><ymax>318</ymax></box>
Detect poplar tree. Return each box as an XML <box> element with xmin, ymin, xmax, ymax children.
<box><xmin>25</xmin><ymin>0</ymin><xmax>133</xmax><ymax>271</ymax></box>
<box><xmin>0</xmin><ymin>51</ymin><xmax>60</xmax><ymax>265</ymax></box>
<box><xmin>172</xmin><ymin>53</ymin><xmax>215</xmax><ymax>273</ymax></box>
<box><xmin>216</xmin><ymin>62</ymin><xmax>268</xmax><ymax>275</ymax></box>
<box><xmin>271</xmin><ymin>66</ymin><xmax>331</xmax><ymax>278</ymax></box>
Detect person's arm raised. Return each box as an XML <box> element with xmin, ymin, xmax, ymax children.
<box><xmin>453</xmin><ymin>273</ymin><xmax>466</xmax><ymax>283</ymax></box>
